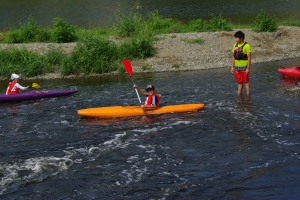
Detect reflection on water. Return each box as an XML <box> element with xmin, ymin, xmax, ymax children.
<box><xmin>237</xmin><ymin>94</ymin><xmax>251</xmax><ymax>111</ymax></box>
<box><xmin>1</xmin><ymin>0</ymin><xmax>300</xmax><ymax>30</ymax></box>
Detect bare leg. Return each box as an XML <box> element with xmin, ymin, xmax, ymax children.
<box><xmin>245</xmin><ymin>82</ymin><xmax>250</xmax><ymax>96</ymax></box>
<box><xmin>237</xmin><ymin>83</ymin><xmax>243</xmax><ymax>95</ymax></box>
<box><xmin>238</xmin><ymin>94</ymin><xmax>244</xmax><ymax>103</ymax></box>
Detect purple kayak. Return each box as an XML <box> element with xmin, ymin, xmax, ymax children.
<box><xmin>0</xmin><ymin>89</ymin><xmax>77</xmax><ymax>103</ymax></box>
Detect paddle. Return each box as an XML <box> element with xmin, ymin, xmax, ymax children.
<box><xmin>123</xmin><ymin>60</ymin><xmax>142</xmax><ymax>104</ymax></box>
<box><xmin>122</xmin><ymin>60</ymin><xmax>147</xmax><ymax>116</ymax></box>
<box><xmin>31</xmin><ymin>83</ymin><xmax>41</xmax><ymax>89</ymax></box>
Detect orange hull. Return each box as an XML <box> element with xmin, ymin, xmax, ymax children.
<box><xmin>78</xmin><ymin>103</ymin><xmax>205</xmax><ymax>118</ymax></box>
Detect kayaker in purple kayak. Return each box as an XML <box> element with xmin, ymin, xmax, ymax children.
<box><xmin>6</xmin><ymin>74</ymin><xmax>29</xmax><ymax>95</ymax></box>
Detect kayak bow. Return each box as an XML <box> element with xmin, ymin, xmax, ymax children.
<box><xmin>278</xmin><ymin>66</ymin><xmax>300</xmax><ymax>79</ymax></box>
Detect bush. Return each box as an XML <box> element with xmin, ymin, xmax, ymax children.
<box><xmin>189</xmin><ymin>19</ymin><xmax>209</xmax><ymax>32</ymax></box>
<box><xmin>209</xmin><ymin>15</ymin><xmax>232</xmax><ymax>31</ymax></box>
<box><xmin>146</xmin><ymin>11</ymin><xmax>174</xmax><ymax>32</ymax></box>
<box><xmin>43</xmin><ymin>47</ymin><xmax>64</xmax><ymax>72</ymax></box>
<box><xmin>114</xmin><ymin>11</ymin><xmax>186</xmax><ymax>37</ymax></box>
<box><xmin>0</xmin><ymin>48</ymin><xmax>45</xmax><ymax>77</ymax></box>
<box><xmin>36</xmin><ymin>28</ymin><xmax>52</xmax><ymax>42</ymax></box>
<box><xmin>61</xmin><ymin>37</ymin><xmax>118</xmax><ymax>75</ymax></box>
<box><xmin>0</xmin><ymin>47</ymin><xmax>66</xmax><ymax>77</ymax></box>
<box><xmin>119</xmin><ymin>37</ymin><xmax>154</xmax><ymax>59</ymax></box>
<box><xmin>117</xmin><ymin>63</ymin><xmax>125</xmax><ymax>74</ymax></box>
<box><xmin>6</xmin><ymin>16</ymin><xmax>51</xmax><ymax>43</ymax></box>
<box><xmin>61</xmin><ymin>35</ymin><xmax>154</xmax><ymax>75</ymax></box>
<box><xmin>53</xmin><ymin>17</ymin><xmax>77</xmax><ymax>43</ymax></box>
<box><xmin>0</xmin><ymin>50</ymin><xmax>15</xmax><ymax>75</ymax></box>
<box><xmin>114</xmin><ymin>12</ymin><xmax>143</xmax><ymax>37</ymax></box>
<box><xmin>19</xmin><ymin>16</ymin><xmax>39</xmax><ymax>41</ymax></box>
<box><xmin>254</xmin><ymin>9</ymin><xmax>278</xmax><ymax>32</ymax></box>
<box><xmin>7</xmin><ymin>30</ymin><xmax>24</xmax><ymax>43</ymax></box>
<box><xmin>189</xmin><ymin>14</ymin><xmax>232</xmax><ymax>32</ymax></box>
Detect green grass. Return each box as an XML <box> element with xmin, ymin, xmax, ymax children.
<box><xmin>172</xmin><ymin>63</ymin><xmax>180</xmax><ymax>69</ymax></box>
<box><xmin>76</xmin><ymin>28</ymin><xmax>114</xmax><ymax>41</ymax></box>
<box><xmin>0</xmin><ymin>47</ymin><xmax>62</xmax><ymax>77</ymax></box>
<box><xmin>279</xmin><ymin>20</ymin><xmax>300</xmax><ymax>27</ymax></box>
<box><xmin>188</xmin><ymin>14</ymin><xmax>232</xmax><ymax>32</ymax></box>
<box><xmin>0</xmin><ymin>36</ymin><xmax>155</xmax><ymax>77</ymax></box>
<box><xmin>141</xmin><ymin>63</ymin><xmax>152</xmax><ymax>71</ymax></box>
<box><xmin>113</xmin><ymin>11</ymin><xmax>233</xmax><ymax>37</ymax></box>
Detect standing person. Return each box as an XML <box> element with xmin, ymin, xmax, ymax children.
<box><xmin>231</xmin><ymin>31</ymin><xmax>252</xmax><ymax>96</ymax></box>
<box><xmin>6</xmin><ymin>74</ymin><xmax>29</xmax><ymax>95</ymax></box>
<box><xmin>133</xmin><ymin>84</ymin><xmax>160</xmax><ymax>109</ymax></box>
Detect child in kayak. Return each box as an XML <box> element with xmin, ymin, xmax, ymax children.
<box><xmin>6</xmin><ymin>74</ymin><xmax>29</xmax><ymax>95</ymax></box>
<box><xmin>231</xmin><ymin>31</ymin><xmax>252</xmax><ymax>96</ymax></box>
<box><xmin>133</xmin><ymin>84</ymin><xmax>160</xmax><ymax>109</ymax></box>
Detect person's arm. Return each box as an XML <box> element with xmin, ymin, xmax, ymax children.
<box><xmin>15</xmin><ymin>83</ymin><xmax>29</xmax><ymax>90</ymax></box>
<box><xmin>245</xmin><ymin>43</ymin><xmax>251</xmax><ymax>74</ymax></box>
<box><xmin>231</xmin><ymin>45</ymin><xmax>235</xmax><ymax>74</ymax></box>
<box><xmin>246</xmin><ymin>52</ymin><xmax>251</xmax><ymax>74</ymax></box>
<box><xmin>231</xmin><ymin>54</ymin><xmax>235</xmax><ymax>74</ymax></box>
<box><xmin>5</xmin><ymin>86</ymin><xmax>9</xmax><ymax>95</ymax></box>
<box><xmin>133</xmin><ymin>84</ymin><xmax>147</xmax><ymax>95</ymax></box>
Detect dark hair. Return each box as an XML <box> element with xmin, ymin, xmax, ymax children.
<box><xmin>146</xmin><ymin>85</ymin><xmax>155</xmax><ymax>91</ymax></box>
<box><xmin>234</xmin><ymin>31</ymin><xmax>245</xmax><ymax>39</ymax></box>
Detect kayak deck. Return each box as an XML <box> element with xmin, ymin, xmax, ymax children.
<box><xmin>0</xmin><ymin>89</ymin><xmax>77</xmax><ymax>103</ymax></box>
<box><xmin>278</xmin><ymin>66</ymin><xmax>300</xmax><ymax>79</ymax></box>
<box><xmin>78</xmin><ymin>103</ymin><xmax>205</xmax><ymax>118</ymax></box>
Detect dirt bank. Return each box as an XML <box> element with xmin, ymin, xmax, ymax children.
<box><xmin>132</xmin><ymin>26</ymin><xmax>300</xmax><ymax>72</ymax></box>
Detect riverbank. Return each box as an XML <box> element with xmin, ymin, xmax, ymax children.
<box><xmin>135</xmin><ymin>26</ymin><xmax>300</xmax><ymax>72</ymax></box>
<box><xmin>1</xmin><ymin>26</ymin><xmax>300</xmax><ymax>79</ymax></box>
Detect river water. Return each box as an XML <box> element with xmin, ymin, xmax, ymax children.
<box><xmin>0</xmin><ymin>58</ymin><xmax>300</xmax><ymax>199</ymax></box>
<box><xmin>1</xmin><ymin>0</ymin><xmax>300</xmax><ymax>30</ymax></box>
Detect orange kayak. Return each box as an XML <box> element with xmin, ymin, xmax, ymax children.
<box><xmin>77</xmin><ymin>103</ymin><xmax>205</xmax><ymax>118</ymax></box>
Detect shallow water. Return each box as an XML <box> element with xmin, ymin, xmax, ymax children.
<box><xmin>1</xmin><ymin>0</ymin><xmax>300</xmax><ymax>30</ymax></box>
<box><xmin>1</xmin><ymin>58</ymin><xmax>300</xmax><ymax>199</ymax></box>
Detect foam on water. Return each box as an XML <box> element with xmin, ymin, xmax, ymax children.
<box><xmin>3</xmin><ymin>122</ymin><xmax>187</xmax><ymax>193</ymax></box>
<box><xmin>0</xmin><ymin>156</ymin><xmax>73</xmax><ymax>195</ymax></box>
<box><xmin>0</xmin><ymin>130</ymin><xmax>130</xmax><ymax>194</ymax></box>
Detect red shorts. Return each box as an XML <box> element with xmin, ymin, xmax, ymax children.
<box><xmin>235</xmin><ymin>70</ymin><xmax>249</xmax><ymax>83</ymax></box>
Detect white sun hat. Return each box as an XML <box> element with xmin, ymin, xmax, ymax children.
<box><xmin>11</xmin><ymin>74</ymin><xmax>20</xmax><ymax>80</ymax></box>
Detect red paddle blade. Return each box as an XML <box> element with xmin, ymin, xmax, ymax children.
<box><xmin>123</xmin><ymin>60</ymin><xmax>132</xmax><ymax>76</ymax></box>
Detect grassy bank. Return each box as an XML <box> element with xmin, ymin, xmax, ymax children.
<box><xmin>0</xmin><ymin>10</ymin><xmax>299</xmax><ymax>78</ymax></box>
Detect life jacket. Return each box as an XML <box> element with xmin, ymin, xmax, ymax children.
<box><xmin>234</xmin><ymin>42</ymin><xmax>248</xmax><ymax>60</ymax></box>
<box><xmin>6</xmin><ymin>81</ymin><xmax>20</xmax><ymax>95</ymax></box>
<box><xmin>145</xmin><ymin>94</ymin><xmax>160</xmax><ymax>108</ymax></box>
